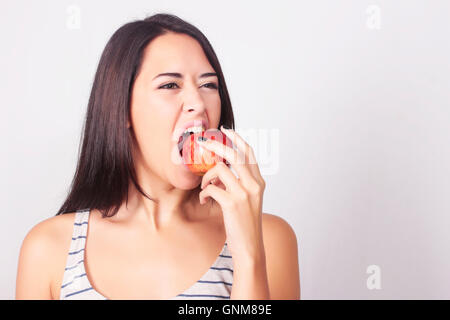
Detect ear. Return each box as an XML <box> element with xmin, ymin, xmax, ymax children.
<box><xmin>127</xmin><ymin>120</ymin><xmax>130</xmax><ymax>129</ymax></box>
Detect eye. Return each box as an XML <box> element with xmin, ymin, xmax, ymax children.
<box><xmin>158</xmin><ymin>82</ymin><xmax>218</xmax><ymax>90</ymax></box>
<box><xmin>203</xmin><ymin>82</ymin><xmax>218</xmax><ymax>90</ymax></box>
<box><xmin>159</xmin><ymin>82</ymin><xmax>179</xmax><ymax>89</ymax></box>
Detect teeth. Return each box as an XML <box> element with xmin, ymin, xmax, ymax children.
<box><xmin>183</xmin><ymin>126</ymin><xmax>206</xmax><ymax>135</ymax></box>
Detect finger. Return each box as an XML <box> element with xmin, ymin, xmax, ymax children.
<box><xmin>220</xmin><ymin>126</ymin><xmax>264</xmax><ymax>182</ymax></box>
<box><xmin>211</xmin><ymin>176</ymin><xmax>226</xmax><ymax>190</ymax></box>
<box><xmin>198</xmin><ymin>136</ymin><xmax>243</xmax><ymax>166</ymax></box>
<box><xmin>201</xmin><ymin>162</ymin><xmax>243</xmax><ymax>194</ymax></box>
<box><xmin>220</xmin><ymin>126</ymin><xmax>256</xmax><ymax>164</ymax></box>
<box><xmin>199</xmin><ymin>184</ymin><xmax>229</xmax><ymax>206</ymax></box>
<box><xmin>198</xmin><ymin>138</ymin><xmax>254</xmax><ymax>186</ymax></box>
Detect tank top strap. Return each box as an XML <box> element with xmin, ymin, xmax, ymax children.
<box><xmin>59</xmin><ymin>209</ymin><xmax>91</xmax><ymax>299</ymax></box>
<box><xmin>72</xmin><ymin>209</ymin><xmax>89</xmax><ymax>245</ymax></box>
<box><xmin>62</xmin><ymin>210</ymin><xmax>90</xmax><ymax>274</ymax></box>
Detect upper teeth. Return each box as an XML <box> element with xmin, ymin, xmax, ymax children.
<box><xmin>183</xmin><ymin>126</ymin><xmax>205</xmax><ymax>135</ymax></box>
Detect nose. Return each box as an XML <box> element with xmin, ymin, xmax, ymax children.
<box><xmin>182</xmin><ymin>83</ymin><xmax>207</xmax><ymax>114</ymax></box>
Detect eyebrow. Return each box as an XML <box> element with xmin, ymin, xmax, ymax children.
<box><xmin>152</xmin><ymin>72</ymin><xmax>218</xmax><ymax>81</ymax></box>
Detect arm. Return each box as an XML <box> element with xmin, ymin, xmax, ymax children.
<box><xmin>15</xmin><ymin>221</ymin><xmax>54</xmax><ymax>300</ymax></box>
<box><xmin>230</xmin><ymin>233</ymin><xmax>271</xmax><ymax>300</ymax></box>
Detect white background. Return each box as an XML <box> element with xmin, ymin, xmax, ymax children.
<box><xmin>1</xmin><ymin>0</ymin><xmax>449</xmax><ymax>299</ymax></box>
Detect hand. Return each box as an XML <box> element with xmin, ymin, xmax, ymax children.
<box><xmin>197</xmin><ymin>125</ymin><xmax>266</xmax><ymax>265</ymax></box>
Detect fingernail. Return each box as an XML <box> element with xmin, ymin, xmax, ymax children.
<box><xmin>198</xmin><ymin>136</ymin><xmax>208</xmax><ymax>142</ymax></box>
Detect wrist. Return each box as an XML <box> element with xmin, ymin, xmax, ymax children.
<box><xmin>231</xmin><ymin>250</ymin><xmax>271</xmax><ymax>300</ymax></box>
<box><xmin>234</xmin><ymin>248</ymin><xmax>267</xmax><ymax>272</ymax></box>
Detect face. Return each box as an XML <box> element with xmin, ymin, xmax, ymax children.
<box><xmin>129</xmin><ymin>32</ymin><xmax>221</xmax><ymax>189</ymax></box>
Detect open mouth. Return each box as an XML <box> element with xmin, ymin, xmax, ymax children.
<box><xmin>177</xmin><ymin>132</ymin><xmax>190</xmax><ymax>157</ymax></box>
<box><xmin>177</xmin><ymin>130</ymin><xmax>205</xmax><ymax>157</ymax></box>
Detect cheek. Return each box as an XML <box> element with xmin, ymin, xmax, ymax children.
<box><xmin>131</xmin><ymin>106</ymin><xmax>175</xmax><ymax>160</ymax></box>
<box><xmin>131</xmin><ymin>92</ymin><xmax>173</xmax><ymax>138</ymax></box>
<box><xmin>205</xmin><ymin>94</ymin><xmax>221</xmax><ymax>126</ymax></box>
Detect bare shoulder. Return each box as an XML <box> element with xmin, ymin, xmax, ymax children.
<box><xmin>16</xmin><ymin>212</ymin><xmax>76</xmax><ymax>299</ymax></box>
<box><xmin>261</xmin><ymin>213</ymin><xmax>301</xmax><ymax>300</ymax></box>
<box><xmin>261</xmin><ymin>213</ymin><xmax>297</xmax><ymax>242</ymax></box>
<box><xmin>20</xmin><ymin>213</ymin><xmax>76</xmax><ymax>250</ymax></box>
<box><xmin>261</xmin><ymin>213</ymin><xmax>298</xmax><ymax>260</ymax></box>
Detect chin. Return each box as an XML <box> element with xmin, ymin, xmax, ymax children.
<box><xmin>171</xmin><ymin>175</ymin><xmax>201</xmax><ymax>190</ymax></box>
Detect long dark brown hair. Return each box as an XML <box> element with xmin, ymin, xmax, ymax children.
<box><xmin>56</xmin><ymin>13</ymin><xmax>235</xmax><ymax>218</ymax></box>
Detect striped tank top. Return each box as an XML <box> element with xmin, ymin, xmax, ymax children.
<box><xmin>59</xmin><ymin>209</ymin><xmax>234</xmax><ymax>300</ymax></box>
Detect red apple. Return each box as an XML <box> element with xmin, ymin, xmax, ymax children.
<box><xmin>180</xmin><ymin>128</ymin><xmax>233</xmax><ymax>176</ymax></box>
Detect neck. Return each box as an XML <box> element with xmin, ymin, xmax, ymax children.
<box><xmin>108</xmin><ymin>178</ymin><xmax>214</xmax><ymax>233</ymax></box>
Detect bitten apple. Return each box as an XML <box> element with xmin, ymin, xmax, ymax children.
<box><xmin>179</xmin><ymin>128</ymin><xmax>233</xmax><ymax>176</ymax></box>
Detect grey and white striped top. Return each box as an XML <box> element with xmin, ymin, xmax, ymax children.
<box><xmin>59</xmin><ymin>209</ymin><xmax>234</xmax><ymax>300</ymax></box>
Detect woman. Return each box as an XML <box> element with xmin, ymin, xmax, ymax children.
<box><xmin>15</xmin><ymin>13</ymin><xmax>300</xmax><ymax>300</ymax></box>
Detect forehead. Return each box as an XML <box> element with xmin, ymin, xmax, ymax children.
<box><xmin>139</xmin><ymin>32</ymin><xmax>213</xmax><ymax>77</ymax></box>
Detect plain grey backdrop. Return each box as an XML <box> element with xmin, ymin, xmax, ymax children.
<box><xmin>1</xmin><ymin>0</ymin><xmax>449</xmax><ymax>299</ymax></box>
